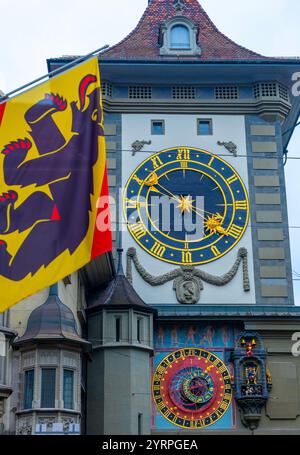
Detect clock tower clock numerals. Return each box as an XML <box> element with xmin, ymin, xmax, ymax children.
<box><xmin>124</xmin><ymin>147</ymin><xmax>249</xmax><ymax>266</ymax></box>
<box><xmin>235</xmin><ymin>200</ymin><xmax>248</xmax><ymax>210</ymax></box>
<box><xmin>151</xmin><ymin>156</ymin><xmax>163</xmax><ymax>169</ymax></box>
<box><xmin>227</xmin><ymin>175</ymin><xmax>238</xmax><ymax>185</ymax></box>
<box><xmin>227</xmin><ymin>224</ymin><xmax>243</xmax><ymax>239</ymax></box>
<box><xmin>182</xmin><ymin>251</ymin><xmax>192</xmax><ymax>264</ymax></box>
<box><xmin>131</xmin><ymin>222</ymin><xmax>147</xmax><ymax>240</ymax></box>
<box><xmin>177</xmin><ymin>149</ymin><xmax>190</xmax><ymax>160</ymax></box>
<box><xmin>211</xmin><ymin>246</ymin><xmax>221</xmax><ymax>257</ymax></box>
<box><xmin>151</xmin><ymin>242</ymin><xmax>166</xmax><ymax>258</ymax></box>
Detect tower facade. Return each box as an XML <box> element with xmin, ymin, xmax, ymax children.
<box><xmin>88</xmin><ymin>0</ymin><xmax>299</xmax><ymax>434</ymax></box>
<box><xmin>4</xmin><ymin>0</ymin><xmax>300</xmax><ymax>435</ymax></box>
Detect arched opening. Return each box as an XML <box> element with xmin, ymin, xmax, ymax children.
<box><xmin>170</xmin><ymin>25</ymin><xmax>190</xmax><ymax>49</ymax></box>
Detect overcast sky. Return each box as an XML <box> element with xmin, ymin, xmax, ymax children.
<box><xmin>1</xmin><ymin>0</ymin><xmax>300</xmax><ymax>302</ymax></box>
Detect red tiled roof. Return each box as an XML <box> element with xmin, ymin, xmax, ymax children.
<box><xmin>102</xmin><ymin>0</ymin><xmax>269</xmax><ymax>61</ymax></box>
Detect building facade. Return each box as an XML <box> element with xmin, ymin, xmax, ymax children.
<box><xmin>1</xmin><ymin>0</ymin><xmax>300</xmax><ymax>435</ymax></box>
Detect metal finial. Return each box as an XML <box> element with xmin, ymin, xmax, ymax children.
<box><xmin>117</xmin><ymin>248</ymin><xmax>125</xmax><ymax>276</ymax></box>
<box><xmin>49</xmin><ymin>283</ymin><xmax>59</xmax><ymax>297</ymax></box>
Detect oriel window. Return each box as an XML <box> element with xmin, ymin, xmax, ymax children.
<box><xmin>24</xmin><ymin>369</ymin><xmax>34</xmax><ymax>410</ymax></box>
<box><xmin>41</xmin><ymin>368</ymin><xmax>56</xmax><ymax>408</ymax></box>
<box><xmin>63</xmin><ymin>369</ymin><xmax>74</xmax><ymax>410</ymax></box>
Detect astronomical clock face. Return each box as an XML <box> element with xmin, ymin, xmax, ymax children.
<box><xmin>124</xmin><ymin>147</ymin><xmax>249</xmax><ymax>265</ymax></box>
<box><xmin>152</xmin><ymin>348</ymin><xmax>233</xmax><ymax>429</ymax></box>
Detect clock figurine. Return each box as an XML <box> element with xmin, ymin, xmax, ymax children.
<box><xmin>124</xmin><ymin>147</ymin><xmax>249</xmax><ymax>265</ymax></box>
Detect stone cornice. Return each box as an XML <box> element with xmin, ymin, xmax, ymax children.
<box><xmin>103</xmin><ymin>98</ymin><xmax>291</xmax><ymax>118</ymax></box>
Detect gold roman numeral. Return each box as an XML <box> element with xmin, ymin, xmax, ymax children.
<box><xmin>133</xmin><ymin>175</ymin><xmax>143</xmax><ymax>185</ymax></box>
<box><xmin>151</xmin><ymin>156</ymin><xmax>163</xmax><ymax>169</ymax></box>
<box><xmin>181</xmin><ymin>161</ymin><xmax>188</xmax><ymax>169</ymax></box>
<box><xmin>227</xmin><ymin>175</ymin><xmax>238</xmax><ymax>185</ymax></box>
<box><xmin>151</xmin><ymin>242</ymin><xmax>166</xmax><ymax>258</ymax></box>
<box><xmin>235</xmin><ymin>200</ymin><xmax>248</xmax><ymax>210</ymax></box>
<box><xmin>218</xmin><ymin>365</ymin><xmax>227</xmax><ymax>373</ymax></box>
<box><xmin>219</xmin><ymin>402</ymin><xmax>229</xmax><ymax>411</ymax></box>
<box><xmin>125</xmin><ymin>199</ymin><xmax>146</xmax><ymax>209</ymax></box>
<box><xmin>177</xmin><ymin>149</ymin><xmax>190</xmax><ymax>160</ymax></box>
<box><xmin>125</xmin><ymin>199</ymin><xmax>138</xmax><ymax>209</ymax></box>
<box><xmin>182</xmin><ymin>251</ymin><xmax>192</xmax><ymax>264</ymax></box>
<box><xmin>211</xmin><ymin>246</ymin><xmax>221</xmax><ymax>257</ymax></box>
<box><xmin>131</xmin><ymin>222</ymin><xmax>147</xmax><ymax>240</ymax></box>
<box><xmin>227</xmin><ymin>224</ymin><xmax>243</xmax><ymax>239</ymax></box>
<box><xmin>208</xmin><ymin>156</ymin><xmax>215</xmax><ymax>167</ymax></box>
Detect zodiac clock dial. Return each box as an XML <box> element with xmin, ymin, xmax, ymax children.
<box><xmin>152</xmin><ymin>349</ymin><xmax>233</xmax><ymax>430</ymax></box>
<box><xmin>123</xmin><ymin>147</ymin><xmax>249</xmax><ymax>265</ymax></box>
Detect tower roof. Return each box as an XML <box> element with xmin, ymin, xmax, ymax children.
<box><xmin>102</xmin><ymin>0</ymin><xmax>269</xmax><ymax>61</ymax></box>
<box><xmin>87</xmin><ymin>250</ymin><xmax>156</xmax><ymax>314</ymax></box>
<box><xmin>14</xmin><ymin>285</ymin><xmax>90</xmax><ymax>349</ymax></box>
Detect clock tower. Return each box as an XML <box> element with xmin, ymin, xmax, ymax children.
<box><xmin>48</xmin><ymin>0</ymin><xmax>300</xmax><ymax>434</ymax></box>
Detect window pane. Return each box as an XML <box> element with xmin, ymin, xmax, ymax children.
<box><xmin>170</xmin><ymin>25</ymin><xmax>190</xmax><ymax>49</ymax></box>
<box><xmin>63</xmin><ymin>370</ymin><xmax>74</xmax><ymax>410</ymax></box>
<box><xmin>152</xmin><ymin>121</ymin><xmax>164</xmax><ymax>135</ymax></box>
<box><xmin>198</xmin><ymin>120</ymin><xmax>212</xmax><ymax>135</ymax></box>
<box><xmin>41</xmin><ymin>368</ymin><xmax>56</xmax><ymax>408</ymax></box>
<box><xmin>115</xmin><ymin>318</ymin><xmax>121</xmax><ymax>342</ymax></box>
<box><xmin>137</xmin><ymin>319</ymin><xmax>142</xmax><ymax>343</ymax></box>
<box><xmin>24</xmin><ymin>370</ymin><xmax>34</xmax><ymax>410</ymax></box>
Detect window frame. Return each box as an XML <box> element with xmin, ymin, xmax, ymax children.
<box><xmin>63</xmin><ymin>369</ymin><xmax>75</xmax><ymax>410</ymax></box>
<box><xmin>197</xmin><ymin>118</ymin><xmax>213</xmax><ymax>136</ymax></box>
<box><xmin>115</xmin><ymin>316</ymin><xmax>122</xmax><ymax>342</ymax></box>
<box><xmin>24</xmin><ymin>369</ymin><xmax>35</xmax><ymax>410</ymax></box>
<box><xmin>160</xmin><ymin>17</ymin><xmax>201</xmax><ymax>56</ymax></box>
<box><xmin>137</xmin><ymin>318</ymin><xmax>144</xmax><ymax>344</ymax></box>
<box><xmin>40</xmin><ymin>367</ymin><xmax>56</xmax><ymax>409</ymax></box>
<box><xmin>170</xmin><ymin>24</ymin><xmax>191</xmax><ymax>50</ymax></box>
<box><xmin>151</xmin><ymin>120</ymin><xmax>165</xmax><ymax>136</ymax></box>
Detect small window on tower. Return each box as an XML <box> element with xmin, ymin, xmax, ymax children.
<box><xmin>137</xmin><ymin>318</ymin><xmax>143</xmax><ymax>343</ymax></box>
<box><xmin>197</xmin><ymin>119</ymin><xmax>213</xmax><ymax>136</ymax></box>
<box><xmin>151</xmin><ymin>120</ymin><xmax>165</xmax><ymax>135</ymax></box>
<box><xmin>170</xmin><ymin>25</ymin><xmax>190</xmax><ymax>49</ymax></box>
<box><xmin>115</xmin><ymin>317</ymin><xmax>121</xmax><ymax>342</ymax></box>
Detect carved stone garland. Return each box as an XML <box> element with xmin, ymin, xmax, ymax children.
<box><xmin>126</xmin><ymin>247</ymin><xmax>250</xmax><ymax>304</ymax></box>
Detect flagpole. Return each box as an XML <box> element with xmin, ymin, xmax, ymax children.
<box><xmin>0</xmin><ymin>44</ymin><xmax>110</xmax><ymax>104</ymax></box>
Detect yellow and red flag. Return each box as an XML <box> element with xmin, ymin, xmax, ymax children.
<box><xmin>0</xmin><ymin>57</ymin><xmax>112</xmax><ymax>312</ymax></box>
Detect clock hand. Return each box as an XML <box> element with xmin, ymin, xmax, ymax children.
<box><xmin>144</xmin><ymin>175</ymin><xmax>227</xmax><ymax>235</ymax></box>
<box><xmin>157</xmin><ymin>181</ymin><xmax>226</xmax><ymax>219</ymax></box>
<box><xmin>187</xmin><ymin>204</ymin><xmax>228</xmax><ymax>236</ymax></box>
<box><xmin>147</xmin><ymin>183</ymin><xmax>181</xmax><ymax>202</ymax></box>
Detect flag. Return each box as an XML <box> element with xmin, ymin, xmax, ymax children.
<box><xmin>0</xmin><ymin>57</ymin><xmax>112</xmax><ymax>312</ymax></box>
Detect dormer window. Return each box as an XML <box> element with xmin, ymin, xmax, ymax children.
<box><xmin>160</xmin><ymin>17</ymin><xmax>201</xmax><ymax>56</ymax></box>
<box><xmin>170</xmin><ymin>25</ymin><xmax>190</xmax><ymax>49</ymax></box>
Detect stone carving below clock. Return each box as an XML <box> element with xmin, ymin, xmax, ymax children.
<box><xmin>126</xmin><ymin>247</ymin><xmax>250</xmax><ymax>304</ymax></box>
<box><xmin>218</xmin><ymin>141</ymin><xmax>238</xmax><ymax>157</ymax></box>
<box><xmin>131</xmin><ymin>140</ymin><xmax>152</xmax><ymax>156</ymax></box>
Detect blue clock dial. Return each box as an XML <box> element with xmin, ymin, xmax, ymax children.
<box><xmin>123</xmin><ymin>147</ymin><xmax>249</xmax><ymax>266</ymax></box>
